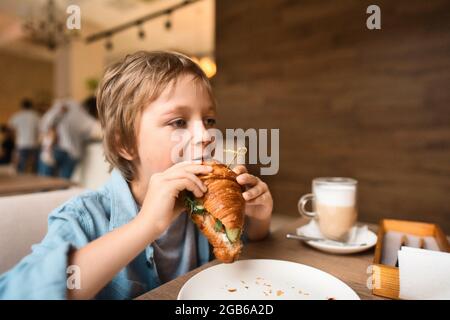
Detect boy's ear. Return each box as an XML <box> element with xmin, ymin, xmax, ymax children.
<box><xmin>118</xmin><ymin>147</ymin><xmax>134</xmax><ymax>161</ymax></box>
<box><xmin>114</xmin><ymin>133</ymin><xmax>136</xmax><ymax>161</ymax></box>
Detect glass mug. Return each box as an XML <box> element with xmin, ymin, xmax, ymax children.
<box><xmin>298</xmin><ymin>178</ymin><xmax>358</xmax><ymax>241</ymax></box>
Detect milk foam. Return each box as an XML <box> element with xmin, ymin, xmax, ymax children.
<box><xmin>313</xmin><ymin>184</ymin><xmax>356</xmax><ymax>207</ymax></box>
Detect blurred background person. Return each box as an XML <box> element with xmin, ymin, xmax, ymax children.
<box><xmin>38</xmin><ymin>105</ymin><xmax>67</xmax><ymax>174</ymax></box>
<box><xmin>38</xmin><ymin>99</ymin><xmax>101</xmax><ymax>179</ymax></box>
<box><xmin>7</xmin><ymin>99</ymin><xmax>40</xmax><ymax>173</ymax></box>
<box><xmin>0</xmin><ymin>125</ymin><xmax>15</xmax><ymax>166</ymax></box>
<box><xmin>82</xmin><ymin>95</ymin><xmax>98</xmax><ymax>120</ymax></box>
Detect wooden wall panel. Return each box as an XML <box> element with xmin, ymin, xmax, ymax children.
<box><xmin>214</xmin><ymin>0</ymin><xmax>450</xmax><ymax>232</ymax></box>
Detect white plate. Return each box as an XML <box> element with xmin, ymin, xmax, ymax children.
<box><xmin>178</xmin><ymin>259</ymin><xmax>359</xmax><ymax>300</ymax></box>
<box><xmin>296</xmin><ymin>222</ymin><xmax>377</xmax><ymax>254</ymax></box>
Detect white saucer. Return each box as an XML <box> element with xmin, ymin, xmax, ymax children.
<box><xmin>178</xmin><ymin>259</ymin><xmax>360</xmax><ymax>300</ymax></box>
<box><xmin>296</xmin><ymin>221</ymin><xmax>377</xmax><ymax>254</ymax></box>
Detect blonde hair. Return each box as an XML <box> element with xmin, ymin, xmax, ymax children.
<box><xmin>97</xmin><ymin>50</ymin><xmax>214</xmax><ymax>181</ymax></box>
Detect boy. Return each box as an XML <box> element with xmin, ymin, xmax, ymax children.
<box><xmin>0</xmin><ymin>51</ymin><xmax>273</xmax><ymax>299</ymax></box>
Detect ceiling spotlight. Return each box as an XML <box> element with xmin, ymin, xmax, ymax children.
<box><xmin>105</xmin><ymin>38</ymin><xmax>113</xmax><ymax>51</ymax></box>
<box><xmin>138</xmin><ymin>27</ymin><xmax>145</xmax><ymax>39</ymax></box>
<box><xmin>136</xmin><ymin>21</ymin><xmax>145</xmax><ymax>39</ymax></box>
<box><xmin>165</xmin><ymin>19</ymin><xmax>172</xmax><ymax>30</ymax></box>
<box><xmin>165</xmin><ymin>10</ymin><xmax>172</xmax><ymax>30</ymax></box>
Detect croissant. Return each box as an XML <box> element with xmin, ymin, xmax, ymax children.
<box><xmin>185</xmin><ymin>161</ymin><xmax>245</xmax><ymax>263</ymax></box>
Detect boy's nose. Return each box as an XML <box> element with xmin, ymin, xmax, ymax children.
<box><xmin>190</xmin><ymin>120</ymin><xmax>214</xmax><ymax>160</ymax></box>
<box><xmin>192</xmin><ymin>120</ymin><xmax>213</xmax><ymax>145</ymax></box>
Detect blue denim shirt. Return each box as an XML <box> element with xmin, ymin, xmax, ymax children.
<box><xmin>0</xmin><ymin>169</ymin><xmax>211</xmax><ymax>299</ymax></box>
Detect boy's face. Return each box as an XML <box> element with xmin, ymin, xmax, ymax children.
<box><xmin>133</xmin><ymin>73</ymin><xmax>216</xmax><ymax>181</ymax></box>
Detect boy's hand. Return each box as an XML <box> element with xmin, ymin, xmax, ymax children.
<box><xmin>232</xmin><ymin>165</ymin><xmax>273</xmax><ymax>221</ymax></box>
<box><xmin>138</xmin><ymin>161</ymin><xmax>213</xmax><ymax>236</ymax></box>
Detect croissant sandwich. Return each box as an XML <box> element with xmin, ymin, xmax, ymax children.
<box><xmin>184</xmin><ymin>161</ymin><xmax>245</xmax><ymax>263</ymax></box>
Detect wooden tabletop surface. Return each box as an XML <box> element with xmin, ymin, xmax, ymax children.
<box><xmin>0</xmin><ymin>174</ymin><xmax>73</xmax><ymax>196</ymax></box>
<box><xmin>137</xmin><ymin>218</ymin><xmax>385</xmax><ymax>300</ymax></box>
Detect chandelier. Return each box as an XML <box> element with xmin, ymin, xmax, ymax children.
<box><xmin>22</xmin><ymin>0</ymin><xmax>78</xmax><ymax>50</ymax></box>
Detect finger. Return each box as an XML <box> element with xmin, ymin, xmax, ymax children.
<box><xmin>170</xmin><ymin>160</ymin><xmax>211</xmax><ymax>170</ymax></box>
<box><xmin>232</xmin><ymin>165</ymin><xmax>247</xmax><ymax>175</ymax></box>
<box><xmin>245</xmin><ymin>191</ymin><xmax>271</xmax><ymax>205</ymax></box>
<box><xmin>182</xmin><ymin>164</ymin><xmax>213</xmax><ymax>175</ymax></box>
<box><xmin>244</xmin><ymin>198</ymin><xmax>261</xmax><ymax>206</ymax></box>
<box><xmin>167</xmin><ymin>171</ymin><xmax>207</xmax><ymax>192</ymax></box>
<box><xmin>184</xmin><ymin>172</ymin><xmax>208</xmax><ymax>193</ymax></box>
<box><xmin>236</xmin><ymin>173</ymin><xmax>258</xmax><ymax>186</ymax></box>
<box><xmin>170</xmin><ymin>160</ymin><xmax>197</xmax><ymax>168</ymax></box>
<box><xmin>242</xmin><ymin>183</ymin><xmax>265</xmax><ymax>201</ymax></box>
<box><xmin>168</xmin><ymin>163</ymin><xmax>213</xmax><ymax>176</ymax></box>
<box><xmin>173</xmin><ymin>178</ymin><xmax>204</xmax><ymax>198</ymax></box>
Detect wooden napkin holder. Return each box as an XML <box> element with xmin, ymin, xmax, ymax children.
<box><xmin>372</xmin><ymin>219</ymin><xmax>450</xmax><ymax>299</ymax></box>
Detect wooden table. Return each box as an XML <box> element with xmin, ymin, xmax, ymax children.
<box><xmin>0</xmin><ymin>174</ymin><xmax>74</xmax><ymax>196</ymax></box>
<box><xmin>137</xmin><ymin>218</ymin><xmax>384</xmax><ymax>300</ymax></box>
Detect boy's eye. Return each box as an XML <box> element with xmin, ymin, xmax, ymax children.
<box><xmin>204</xmin><ymin>118</ymin><xmax>216</xmax><ymax>127</ymax></box>
<box><xmin>169</xmin><ymin>119</ymin><xmax>187</xmax><ymax>128</ymax></box>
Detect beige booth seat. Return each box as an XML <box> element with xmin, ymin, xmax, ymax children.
<box><xmin>72</xmin><ymin>141</ymin><xmax>110</xmax><ymax>190</ymax></box>
<box><xmin>0</xmin><ymin>187</ymin><xmax>85</xmax><ymax>274</ymax></box>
